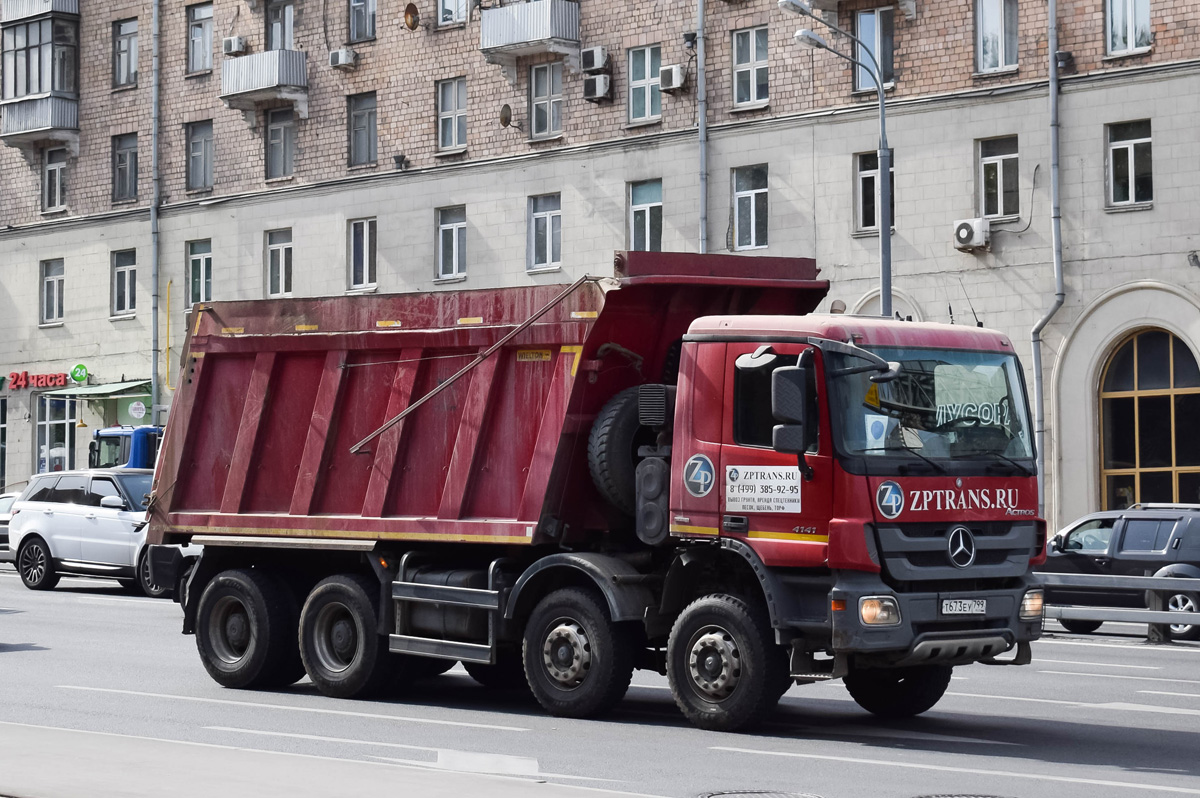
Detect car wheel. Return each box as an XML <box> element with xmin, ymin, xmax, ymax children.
<box><xmin>138</xmin><ymin>549</ymin><xmax>172</xmax><ymax>599</ymax></box>
<box><xmin>1059</xmin><ymin>619</ymin><xmax>1103</xmax><ymax>635</ymax></box>
<box><xmin>18</xmin><ymin>537</ymin><xmax>60</xmax><ymax>591</ymax></box>
<box><xmin>844</xmin><ymin>664</ymin><xmax>953</xmax><ymax>718</ymax></box>
<box><xmin>1166</xmin><ymin>592</ymin><xmax>1200</xmax><ymax>641</ymax></box>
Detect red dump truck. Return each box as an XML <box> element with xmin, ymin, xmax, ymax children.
<box><xmin>148</xmin><ymin>251</ymin><xmax>1045</xmax><ymax>731</ymax></box>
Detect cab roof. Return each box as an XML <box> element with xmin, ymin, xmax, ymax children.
<box><xmin>686</xmin><ymin>314</ymin><xmax>1014</xmax><ymax>352</ymax></box>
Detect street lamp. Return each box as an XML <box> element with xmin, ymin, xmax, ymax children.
<box><xmin>781</xmin><ymin>0</ymin><xmax>892</xmax><ymax>318</ymax></box>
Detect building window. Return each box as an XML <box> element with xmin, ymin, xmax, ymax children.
<box><xmin>854</xmin><ymin>8</ymin><xmax>894</xmax><ymax>91</ymax></box>
<box><xmin>266</xmin><ymin>229</ymin><xmax>292</xmax><ymax>297</ymax></box>
<box><xmin>1108</xmin><ymin>120</ymin><xmax>1152</xmax><ymax>205</ymax></box>
<box><xmin>628</xmin><ymin>45</ymin><xmax>661</xmax><ymax>122</ymax></box>
<box><xmin>43</xmin><ymin>148</ymin><xmax>66</xmax><ymax>211</ymax></box>
<box><xmin>187</xmin><ymin>120</ymin><xmax>214</xmax><ymax>190</ymax></box>
<box><xmin>188</xmin><ymin>240</ymin><xmax>212</xmax><ymax>304</ymax></box>
<box><xmin>856</xmin><ymin>151</ymin><xmax>894</xmax><ymax>232</ymax></box>
<box><xmin>349</xmin><ymin>0</ymin><xmax>375</xmax><ymax>41</ymax></box>
<box><xmin>437</xmin><ymin>77</ymin><xmax>467</xmax><ymax>150</ymax></box>
<box><xmin>41</xmin><ymin>259</ymin><xmax>64</xmax><ymax>324</ymax></box>
<box><xmin>530</xmin><ymin>63</ymin><xmax>563</xmax><ymax>139</ymax></box>
<box><xmin>187</xmin><ymin>4</ymin><xmax>213</xmax><ymax>72</ymax></box>
<box><xmin>112</xmin><ymin>133</ymin><xmax>138</xmax><ymax>201</ymax></box>
<box><xmin>348</xmin><ymin>93</ymin><xmax>376</xmax><ymax>165</ymax></box>
<box><xmin>732</xmin><ymin>27</ymin><xmax>768</xmax><ymax>107</ymax></box>
<box><xmin>36</xmin><ymin>396</ymin><xmax>76</xmax><ymax>473</ymax></box>
<box><xmin>732</xmin><ymin>165</ymin><xmax>768</xmax><ymax>250</ymax></box>
<box><xmin>629</xmin><ymin>179</ymin><xmax>662</xmax><ymax>252</ymax></box>
<box><xmin>1100</xmin><ymin>330</ymin><xmax>1200</xmax><ymax>508</ymax></box>
<box><xmin>980</xmin><ymin>137</ymin><xmax>1018</xmax><ymax>217</ymax></box>
<box><xmin>437</xmin><ymin>207</ymin><xmax>466</xmax><ymax>279</ymax></box>
<box><xmin>266</xmin><ymin>0</ymin><xmax>294</xmax><ymax>51</ymax></box>
<box><xmin>111</xmin><ymin>250</ymin><xmax>136</xmax><ymax>316</ymax></box>
<box><xmin>439</xmin><ymin>0</ymin><xmax>466</xmax><ymax>25</ymax></box>
<box><xmin>2</xmin><ymin>18</ymin><xmax>78</xmax><ymax>99</ymax></box>
<box><xmin>266</xmin><ymin>108</ymin><xmax>295</xmax><ymax>178</ymax></box>
<box><xmin>528</xmin><ymin>193</ymin><xmax>561</xmax><ymax>270</ymax></box>
<box><xmin>112</xmin><ymin>18</ymin><xmax>137</xmax><ymax>87</ymax></box>
<box><xmin>349</xmin><ymin>219</ymin><xmax>377</xmax><ymax>289</ymax></box>
<box><xmin>976</xmin><ymin>0</ymin><xmax>1017</xmax><ymax>72</ymax></box>
<box><xmin>1107</xmin><ymin>0</ymin><xmax>1151</xmax><ymax>55</ymax></box>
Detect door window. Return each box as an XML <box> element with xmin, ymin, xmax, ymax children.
<box><xmin>87</xmin><ymin>478</ymin><xmax>122</xmax><ymax>507</ymax></box>
<box><xmin>732</xmin><ymin>353</ymin><xmax>801</xmax><ymax>449</ymax></box>
<box><xmin>1062</xmin><ymin>518</ymin><xmax>1116</xmax><ymax>551</ymax></box>
<box><xmin>1119</xmin><ymin>518</ymin><xmax>1174</xmax><ymax>551</ymax></box>
<box><xmin>49</xmin><ymin>474</ymin><xmax>88</xmax><ymax>504</ymax></box>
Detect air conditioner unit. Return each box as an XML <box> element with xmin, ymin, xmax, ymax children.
<box><xmin>581</xmin><ymin>46</ymin><xmax>609</xmax><ymax>73</ymax></box>
<box><xmin>660</xmin><ymin>64</ymin><xmax>685</xmax><ymax>92</ymax></box>
<box><xmin>953</xmin><ymin>217</ymin><xmax>991</xmax><ymax>251</ymax></box>
<box><xmin>222</xmin><ymin>36</ymin><xmax>247</xmax><ymax>56</ymax></box>
<box><xmin>329</xmin><ymin>48</ymin><xmax>358</xmax><ymax>70</ymax></box>
<box><xmin>583</xmin><ymin>74</ymin><xmax>611</xmax><ymax>102</ymax></box>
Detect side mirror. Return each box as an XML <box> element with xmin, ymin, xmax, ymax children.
<box><xmin>1047</xmin><ymin>536</ymin><xmax>1061</xmax><ymax>553</ymax></box>
<box><xmin>100</xmin><ymin>495</ymin><xmax>127</xmax><ymax>510</ymax></box>
<box><xmin>772</xmin><ymin>366</ymin><xmax>808</xmax><ymax>456</ymax></box>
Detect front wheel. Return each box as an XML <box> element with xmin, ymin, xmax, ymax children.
<box><xmin>1166</xmin><ymin>592</ymin><xmax>1200</xmax><ymax>641</ymax></box>
<box><xmin>18</xmin><ymin>537</ymin><xmax>59</xmax><ymax>591</ymax></box>
<box><xmin>138</xmin><ymin>550</ymin><xmax>171</xmax><ymax>599</ymax></box>
<box><xmin>1059</xmin><ymin>619</ymin><xmax>1103</xmax><ymax>635</ymax></box>
<box><xmin>844</xmin><ymin>664</ymin><xmax>952</xmax><ymax>718</ymax></box>
<box><xmin>299</xmin><ymin>574</ymin><xmax>391</xmax><ymax>699</ymax></box>
<box><xmin>522</xmin><ymin>587</ymin><xmax>634</xmax><ymax>718</ymax></box>
<box><xmin>666</xmin><ymin>594</ymin><xmax>788</xmax><ymax>732</ymax></box>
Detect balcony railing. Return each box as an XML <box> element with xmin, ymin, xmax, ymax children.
<box><xmin>219</xmin><ymin>49</ymin><xmax>309</xmax><ymax>120</ymax></box>
<box><xmin>480</xmin><ymin>0</ymin><xmax>579</xmax><ymax>84</ymax></box>
<box><xmin>1</xmin><ymin>0</ymin><xmax>78</xmax><ymax>23</ymax></box>
<box><xmin>0</xmin><ymin>95</ymin><xmax>78</xmax><ymax>150</ymax></box>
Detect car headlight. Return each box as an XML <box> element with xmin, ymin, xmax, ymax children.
<box><xmin>1020</xmin><ymin>589</ymin><xmax>1044</xmax><ymax>621</ymax></box>
<box><xmin>859</xmin><ymin>596</ymin><xmax>902</xmax><ymax>626</ymax></box>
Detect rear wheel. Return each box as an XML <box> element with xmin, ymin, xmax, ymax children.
<box><xmin>1166</xmin><ymin>592</ymin><xmax>1200</xmax><ymax>641</ymax></box>
<box><xmin>844</xmin><ymin>664</ymin><xmax>952</xmax><ymax>718</ymax></box>
<box><xmin>1059</xmin><ymin>619</ymin><xmax>1103</xmax><ymax>635</ymax></box>
<box><xmin>17</xmin><ymin>537</ymin><xmax>59</xmax><ymax>591</ymax></box>
<box><xmin>195</xmin><ymin>568</ymin><xmax>298</xmax><ymax>689</ymax></box>
<box><xmin>300</xmin><ymin>574</ymin><xmax>391</xmax><ymax>699</ymax></box>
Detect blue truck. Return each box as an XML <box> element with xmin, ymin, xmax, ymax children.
<box><xmin>88</xmin><ymin>426</ymin><xmax>163</xmax><ymax>469</ymax></box>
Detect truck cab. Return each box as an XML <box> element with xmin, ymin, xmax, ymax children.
<box><xmin>89</xmin><ymin>426</ymin><xmax>163</xmax><ymax>470</ymax></box>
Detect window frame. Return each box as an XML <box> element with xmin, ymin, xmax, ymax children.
<box><xmin>187</xmin><ymin>4</ymin><xmax>213</xmax><ymax>72</ymax></box>
<box><xmin>43</xmin><ymin>147</ymin><xmax>67</xmax><ymax>211</ymax></box>
<box><xmin>529</xmin><ymin>62</ymin><xmax>563</xmax><ymax>139</ymax></box>
<box><xmin>1106</xmin><ymin>0</ymin><xmax>1152</xmax><ymax>56</ymax></box>
<box><xmin>186</xmin><ymin>119</ymin><xmax>214</xmax><ymax>190</ymax></box>
<box><xmin>2</xmin><ymin>17</ymin><xmax>78</xmax><ymax>100</ymax></box>
<box><xmin>187</xmin><ymin>239</ymin><xmax>213</xmax><ymax>304</ymax></box>
<box><xmin>528</xmin><ymin>193</ymin><xmax>562</xmax><ymax>271</ymax></box>
<box><xmin>112</xmin><ymin>133</ymin><xmax>138</xmax><ymax>202</ymax></box>
<box><xmin>629</xmin><ymin>179</ymin><xmax>663</xmax><ymax>252</ymax></box>
<box><xmin>437</xmin><ymin>76</ymin><xmax>467</xmax><ymax>151</ymax></box>
<box><xmin>35</xmin><ymin>396</ymin><xmax>76</xmax><ymax>473</ymax></box>
<box><xmin>979</xmin><ymin>136</ymin><xmax>1019</xmax><ymax>218</ymax></box>
<box><xmin>266</xmin><ymin>108</ymin><xmax>295</xmax><ymax>179</ymax></box>
<box><xmin>854</xmin><ymin>7</ymin><xmax>894</xmax><ymax>92</ymax></box>
<box><xmin>732</xmin><ymin>165</ymin><xmax>768</xmax><ymax>251</ymax></box>
<box><xmin>348</xmin><ymin>218</ymin><xmax>377</xmax><ymax>289</ymax></box>
<box><xmin>1107</xmin><ymin>120</ymin><xmax>1153</xmax><ymax>206</ymax></box>
<box><xmin>438</xmin><ymin>0</ymin><xmax>466</xmax><ymax>26</ymax></box>
<box><xmin>731</xmin><ymin>27</ymin><xmax>768</xmax><ymax>107</ymax></box>
<box><xmin>437</xmin><ymin>206</ymin><xmax>467</xmax><ymax>279</ymax></box>
<box><xmin>855</xmin><ymin>151</ymin><xmax>895</xmax><ymax>233</ymax></box>
<box><xmin>349</xmin><ymin>0</ymin><xmax>376</xmax><ymax>42</ymax></box>
<box><xmin>112</xmin><ymin>18</ymin><xmax>138</xmax><ymax>87</ymax></box>
<box><xmin>265</xmin><ymin>228</ymin><xmax>293</xmax><ymax>298</ymax></box>
<box><xmin>628</xmin><ymin>45</ymin><xmax>662</xmax><ymax>123</ymax></box>
<box><xmin>266</xmin><ymin>0</ymin><xmax>294</xmax><ymax>51</ymax></box>
<box><xmin>348</xmin><ymin>92</ymin><xmax>377</xmax><ymax>166</ymax></box>
<box><xmin>975</xmin><ymin>0</ymin><xmax>1018</xmax><ymax>73</ymax></box>
<box><xmin>40</xmin><ymin>258</ymin><xmax>64</xmax><ymax>324</ymax></box>
<box><xmin>111</xmin><ymin>249</ymin><xmax>137</xmax><ymax>317</ymax></box>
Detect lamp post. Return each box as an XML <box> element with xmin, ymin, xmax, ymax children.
<box><xmin>780</xmin><ymin>0</ymin><xmax>892</xmax><ymax>318</ymax></box>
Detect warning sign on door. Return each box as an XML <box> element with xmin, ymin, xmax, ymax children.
<box><xmin>725</xmin><ymin>466</ymin><xmax>803</xmax><ymax>514</ymax></box>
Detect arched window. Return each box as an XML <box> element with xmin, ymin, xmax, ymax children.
<box><xmin>1100</xmin><ymin>330</ymin><xmax>1200</xmax><ymax>509</ymax></box>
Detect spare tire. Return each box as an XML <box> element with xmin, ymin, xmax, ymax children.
<box><xmin>588</xmin><ymin>387</ymin><xmax>655</xmax><ymax>515</ymax></box>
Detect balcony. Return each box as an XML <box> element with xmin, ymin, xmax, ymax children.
<box><xmin>0</xmin><ymin>96</ymin><xmax>78</xmax><ymax>154</ymax></box>
<box><xmin>480</xmin><ymin>0</ymin><xmax>579</xmax><ymax>84</ymax></box>
<box><xmin>219</xmin><ymin>49</ymin><xmax>308</xmax><ymax>125</ymax></box>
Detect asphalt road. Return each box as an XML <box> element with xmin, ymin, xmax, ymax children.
<box><xmin>3</xmin><ymin>564</ymin><xmax>1200</xmax><ymax>798</ymax></box>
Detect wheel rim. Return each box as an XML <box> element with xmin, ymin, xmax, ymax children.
<box><xmin>686</xmin><ymin>625</ymin><xmax>742</xmax><ymax>702</ymax></box>
<box><xmin>541</xmin><ymin>618</ymin><xmax>591</xmax><ymax>689</ymax></box>
<box><xmin>19</xmin><ymin>542</ymin><xmax>46</xmax><ymax>585</ymax></box>
<box><xmin>1168</xmin><ymin>593</ymin><xmax>1197</xmax><ymax>634</ymax></box>
<box><xmin>140</xmin><ymin>556</ymin><xmax>163</xmax><ymax>595</ymax></box>
<box><xmin>208</xmin><ymin>595</ymin><xmax>253</xmax><ymax>665</ymax></box>
<box><xmin>312</xmin><ymin>602</ymin><xmax>359</xmax><ymax>674</ymax></box>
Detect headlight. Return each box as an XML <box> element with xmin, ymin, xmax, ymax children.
<box><xmin>859</xmin><ymin>596</ymin><xmax>902</xmax><ymax>626</ymax></box>
<box><xmin>1020</xmin><ymin>589</ymin><xmax>1044</xmax><ymax>621</ymax></box>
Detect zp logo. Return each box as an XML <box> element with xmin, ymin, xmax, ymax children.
<box><xmin>683</xmin><ymin>454</ymin><xmax>716</xmax><ymax>498</ymax></box>
<box><xmin>876</xmin><ymin>480</ymin><xmax>905</xmax><ymax>519</ymax></box>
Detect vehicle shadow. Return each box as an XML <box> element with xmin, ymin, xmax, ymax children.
<box><xmin>0</xmin><ymin>642</ymin><xmax>48</xmax><ymax>653</ymax></box>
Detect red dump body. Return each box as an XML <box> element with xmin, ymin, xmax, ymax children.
<box><xmin>149</xmin><ymin>252</ymin><xmax>827</xmax><ymax>547</ymax></box>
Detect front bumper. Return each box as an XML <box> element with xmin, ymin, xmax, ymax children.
<box><xmin>830</xmin><ymin>570</ymin><xmax>1042</xmax><ymax>667</ymax></box>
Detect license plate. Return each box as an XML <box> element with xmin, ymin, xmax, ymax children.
<box><xmin>942</xmin><ymin>599</ymin><xmax>986</xmax><ymax>615</ymax></box>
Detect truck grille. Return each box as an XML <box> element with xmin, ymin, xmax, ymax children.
<box><xmin>875</xmin><ymin>521</ymin><xmax>1036</xmax><ymax>585</ymax></box>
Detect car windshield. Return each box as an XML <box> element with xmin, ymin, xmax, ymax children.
<box><xmin>828</xmin><ymin>346</ymin><xmax>1034</xmax><ymax>461</ymax></box>
<box><xmin>0</xmin><ymin>496</ymin><xmax>14</xmax><ymax>513</ymax></box>
<box><xmin>115</xmin><ymin>473</ymin><xmax>153</xmax><ymax>508</ymax></box>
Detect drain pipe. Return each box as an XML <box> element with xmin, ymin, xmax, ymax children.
<box><xmin>150</xmin><ymin>0</ymin><xmax>162</xmax><ymax>424</ymax></box>
<box><xmin>1031</xmin><ymin>0</ymin><xmax>1064</xmax><ymax>520</ymax></box>
<box><xmin>696</xmin><ymin>0</ymin><xmax>709</xmax><ymax>253</ymax></box>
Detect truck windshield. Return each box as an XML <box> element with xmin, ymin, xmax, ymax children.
<box><xmin>92</xmin><ymin>437</ymin><xmax>125</xmax><ymax>468</ymax></box>
<box><xmin>827</xmin><ymin>346</ymin><xmax>1033</xmax><ymax>463</ymax></box>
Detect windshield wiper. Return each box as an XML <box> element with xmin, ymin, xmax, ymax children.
<box><xmin>952</xmin><ymin>451</ymin><xmax>1034</xmax><ymax>476</ymax></box>
<box><xmin>852</xmin><ymin>445</ymin><xmax>946</xmax><ymax>473</ymax></box>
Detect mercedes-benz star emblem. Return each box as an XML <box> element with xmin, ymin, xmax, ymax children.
<box><xmin>947</xmin><ymin>526</ymin><xmax>976</xmax><ymax>568</ymax></box>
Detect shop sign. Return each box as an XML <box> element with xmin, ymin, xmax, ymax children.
<box><xmin>5</xmin><ymin>371</ymin><xmax>71</xmax><ymax>390</ymax></box>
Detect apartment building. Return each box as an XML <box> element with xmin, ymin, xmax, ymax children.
<box><xmin>0</xmin><ymin>0</ymin><xmax>1197</xmax><ymax>526</ymax></box>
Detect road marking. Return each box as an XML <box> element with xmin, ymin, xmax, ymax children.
<box><xmin>1039</xmin><ymin>670</ymin><xmax>1200</xmax><ymax>685</ymax></box>
<box><xmin>59</xmin><ymin>686</ymin><xmax>530</xmax><ymax>731</ymax></box>
<box><xmin>1139</xmin><ymin>691</ymin><xmax>1200</xmax><ymax>699</ymax></box>
<box><xmin>207</xmin><ymin>726</ymin><xmax>439</xmax><ymax>752</ymax></box>
<box><xmin>710</xmin><ymin>746</ymin><xmax>1200</xmax><ymax>794</ymax></box>
<box><xmin>1036</xmin><ymin>639</ymin><xmax>1200</xmax><ymax>655</ymax></box>
<box><xmin>1034</xmin><ymin>658</ymin><xmax>1160</xmax><ymax>670</ymax></box>
<box><xmin>949</xmin><ymin>691</ymin><xmax>1200</xmax><ymax>717</ymax></box>
<box><xmin>947</xmin><ymin>692</ymin><xmax>1084</xmax><ymax>706</ymax></box>
<box><xmin>76</xmin><ymin>596</ymin><xmax>176</xmax><ymax>606</ymax></box>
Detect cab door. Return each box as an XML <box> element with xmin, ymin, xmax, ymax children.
<box><xmin>669</xmin><ymin>341</ymin><xmax>726</xmax><ymax>541</ymax></box>
<box><xmin>717</xmin><ymin>342</ymin><xmax>833</xmax><ymax>567</ymax></box>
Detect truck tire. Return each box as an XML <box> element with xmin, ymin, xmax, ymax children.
<box><xmin>523</xmin><ymin>587</ymin><xmax>634</xmax><ymax>718</ymax></box>
<box><xmin>195</xmin><ymin>568</ymin><xmax>298</xmax><ymax>689</ymax></box>
<box><xmin>588</xmin><ymin>387</ymin><xmax>654</xmax><ymax>515</ymax></box>
<box><xmin>18</xmin><ymin>537</ymin><xmax>60</xmax><ymax>591</ymax></box>
<box><xmin>1059</xmin><ymin>619</ymin><xmax>1103</xmax><ymax>635</ymax></box>
<box><xmin>666</xmin><ymin>594</ymin><xmax>788</xmax><ymax>732</ymax></box>
<box><xmin>300</xmin><ymin>574</ymin><xmax>391</xmax><ymax>699</ymax></box>
<box><xmin>407</xmin><ymin>657</ymin><xmax>457</xmax><ymax>680</ymax></box>
<box><xmin>844</xmin><ymin>664</ymin><xmax>952</xmax><ymax>718</ymax></box>
<box><xmin>1165</xmin><ymin>592</ymin><xmax>1200</xmax><ymax>641</ymax></box>
<box><xmin>464</xmin><ymin>649</ymin><xmax>528</xmax><ymax>690</ymax></box>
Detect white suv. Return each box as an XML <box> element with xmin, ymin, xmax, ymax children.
<box><xmin>9</xmin><ymin>469</ymin><xmax>170</xmax><ymax>598</ymax></box>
